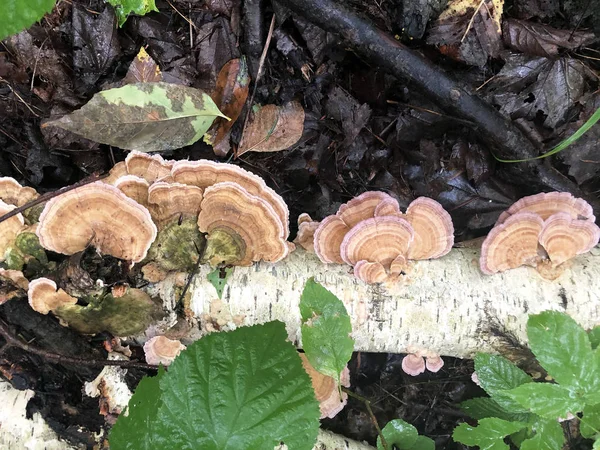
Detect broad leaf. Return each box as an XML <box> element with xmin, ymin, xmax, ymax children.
<box><xmin>377</xmin><ymin>419</ymin><xmax>435</xmax><ymax>450</ymax></box>
<box><xmin>520</xmin><ymin>417</ymin><xmax>565</xmax><ymax>450</ymax></box>
<box><xmin>207</xmin><ymin>266</ymin><xmax>233</xmax><ymax>299</ymax></box>
<box><xmin>453</xmin><ymin>418</ymin><xmax>527</xmax><ymax>450</ymax></box>
<box><xmin>504</xmin><ymin>383</ymin><xmax>585</xmax><ymax>419</ymax></box>
<box><xmin>106</xmin><ymin>0</ymin><xmax>158</xmax><ymax>26</ymax></box>
<box><xmin>581</xmin><ymin>403</ymin><xmax>600</xmax><ymax>439</ymax></box>
<box><xmin>460</xmin><ymin>397</ymin><xmax>530</xmax><ymax>423</ymax></box>
<box><xmin>123</xmin><ymin>47</ymin><xmax>163</xmax><ymax>84</ymax></box>
<box><xmin>300</xmin><ymin>278</ymin><xmax>354</xmax><ymax>382</ymax></box>
<box><xmin>474</xmin><ymin>353</ymin><xmax>532</xmax><ymax>412</ymax></box>
<box><xmin>589</xmin><ymin>326</ymin><xmax>600</xmax><ymax>350</ymax></box>
<box><xmin>43</xmin><ymin>82</ymin><xmax>227</xmax><ymax>152</ymax></box>
<box><xmin>154</xmin><ymin>321</ymin><xmax>320</xmax><ymax>450</ymax></box>
<box><xmin>237</xmin><ymin>101</ymin><xmax>305</xmax><ymax>156</ymax></box>
<box><xmin>527</xmin><ymin>311</ymin><xmax>598</xmax><ymax>394</ymax></box>
<box><xmin>0</xmin><ymin>0</ymin><xmax>56</xmax><ymax>41</ymax></box>
<box><xmin>109</xmin><ymin>366</ymin><xmax>166</xmax><ymax>450</ymax></box>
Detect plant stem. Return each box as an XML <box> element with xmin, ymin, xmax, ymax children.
<box><xmin>343</xmin><ymin>387</ymin><xmax>389</xmax><ymax>450</ymax></box>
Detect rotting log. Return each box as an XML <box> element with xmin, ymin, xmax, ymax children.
<box><xmin>277</xmin><ymin>0</ymin><xmax>600</xmax><ymax>216</ymax></box>
<box><xmin>189</xmin><ymin>248</ymin><xmax>600</xmax><ymax>358</ymax></box>
<box><xmin>0</xmin><ymin>381</ymin><xmax>375</xmax><ymax>450</ymax></box>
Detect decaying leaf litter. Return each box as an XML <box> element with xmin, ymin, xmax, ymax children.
<box><xmin>0</xmin><ymin>0</ymin><xmax>599</xmax><ymax>447</ymax></box>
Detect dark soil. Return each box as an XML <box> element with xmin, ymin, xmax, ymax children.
<box><xmin>1</xmin><ymin>0</ymin><xmax>599</xmax><ymax>448</ymax></box>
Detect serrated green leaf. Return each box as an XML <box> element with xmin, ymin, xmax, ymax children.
<box><xmin>589</xmin><ymin>327</ymin><xmax>600</xmax><ymax>350</ymax></box>
<box><xmin>527</xmin><ymin>311</ymin><xmax>597</xmax><ymax>393</ymax></box>
<box><xmin>581</xmin><ymin>403</ymin><xmax>600</xmax><ymax>439</ymax></box>
<box><xmin>520</xmin><ymin>417</ymin><xmax>565</xmax><ymax>450</ymax></box>
<box><xmin>0</xmin><ymin>0</ymin><xmax>56</xmax><ymax>41</ymax></box>
<box><xmin>299</xmin><ymin>278</ymin><xmax>354</xmax><ymax>382</ymax></box>
<box><xmin>109</xmin><ymin>366</ymin><xmax>166</xmax><ymax>450</ymax></box>
<box><xmin>153</xmin><ymin>321</ymin><xmax>320</xmax><ymax>450</ymax></box>
<box><xmin>207</xmin><ymin>266</ymin><xmax>233</xmax><ymax>299</ymax></box>
<box><xmin>460</xmin><ymin>397</ymin><xmax>531</xmax><ymax>423</ymax></box>
<box><xmin>43</xmin><ymin>82</ymin><xmax>227</xmax><ymax>152</ymax></box>
<box><xmin>453</xmin><ymin>418</ymin><xmax>527</xmax><ymax>450</ymax></box>
<box><xmin>504</xmin><ymin>383</ymin><xmax>585</xmax><ymax>419</ymax></box>
<box><xmin>377</xmin><ymin>419</ymin><xmax>435</xmax><ymax>450</ymax></box>
<box><xmin>106</xmin><ymin>0</ymin><xmax>158</xmax><ymax>26</ymax></box>
<box><xmin>474</xmin><ymin>353</ymin><xmax>532</xmax><ymax>413</ymax></box>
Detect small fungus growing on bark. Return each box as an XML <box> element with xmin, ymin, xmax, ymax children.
<box><xmin>143</xmin><ymin>336</ymin><xmax>186</xmax><ymax>366</ymax></box>
<box><xmin>124</xmin><ymin>151</ymin><xmax>173</xmax><ymax>183</ymax></box>
<box><xmin>147</xmin><ymin>181</ymin><xmax>204</xmax><ymax>226</ymax></box>
<box><xmin>294</xmin><ymin>213</ymin><xmax>319</xmax><ymax>253</ymax></box>
<box><xmin>27</xmin><ymin>277</ymin><xmax>77</xmax><ymax>315</ymax></box>
<box><xmin>496</xmin><ymin>192</ymin><xmax>595</xmax><ymax>225</ymax></box>
<box><xmin>0</xmin><ymin>177</ymin><xmax>39</xmax><ymax>207</ymax></box>
<box><xmin>36</xmin><ymin>182</ymin><xmax>157</xmax><ymax>263</ymax></box>
<box><xmin>401</xmin><ymin>348</ymin><xmax>444</xmax><ymax>376</ymax></box>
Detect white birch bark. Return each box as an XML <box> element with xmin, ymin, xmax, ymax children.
<box><xmin>188</xmin><ymin>247</ymin><xmax>600</xmax><ymax>358</ymax></box>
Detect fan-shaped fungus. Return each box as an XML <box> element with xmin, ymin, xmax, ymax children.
<box><xmin>28</xmin><ymin>278</ymin><xmax>77</xmax><ymax>315</ymax></box>
<box><xmin>143</xmin><ymin>336</ymin><xmax>186</xmax><ymax>366</ymax></box>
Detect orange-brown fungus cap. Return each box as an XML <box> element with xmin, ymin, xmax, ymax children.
<box><xmin>405</xmin><ymin>197</ymin><xmax>454</xmax><ymax>260</ymax></box>
<box><xmin>143</xmin><ymin>336</ymin><xmax>186</xmax><ymax>366</ymax></box>
<box><xmin>389</xmin><ymin>254</ymin><xmax>407</xmax><ymax>275</ymax></box>
<box><xmin>36</xmin><ymin>182</ymin><xmax>157</xmax><ymax>262</ymax></box>
<box><xmin>197</xmin><ymin>182</ymin><xmax>288</xmax><ymax>265</ymax></box>
<box><xmin>0</xmin><ymin>177</ymin><xmax>38</xmax><ymax>207</ymax></box>
<box><xmin>338</xmin><ymin>191</ymin><xmax>395</xmax><ymax>228</ymax></box>
<box><xmin>353</xmin><ymin>260</ymin><xmax>388</xmax><ymax>284</ymax></box>
<box><xmin>374</xmin><ymin>197</ymin><xmax>403</xmax><ymax>217</ymax></box>
<box><xmin>0</xmin><ymin>200</ymin><xmax>25</xmax><ymax>262</ymax></box>
<box><xmin>480</xmin><ymin>212</ymin><xmax>544</xmax><ymax>275</ymax></box>
<box><xmin>340</xmin><ymin>216</ymin><xmax>414</xmax><ymax>268</ymax></box>
<box><xmin>125</xmin><ymin>151</ymin><xmax>173</xmax><ymax>183</ymax></box>
<box><xmin>103</xmin><ymin>161</ymin><xmax>128</xmax><ymax>185</ymax></box>
<box><xmin>294</xmin><ymin>213</ymin><xmax>319</xmax><ymax>252</ymax></box>
<box><xmin>497</xmin><ymin>192</ymin><xmax>595</xmax><ymax>225</ymax></box>
<box><xmin>147</xmin><ymin>181</ymin><xmax>204</xmax><ymax>225</ymax></box>
<box><xmin>538</xmin><ymin>212</ymin><xmax>600</xmax><ymax>266</ymax></box>
<box><xmin>115</xmin><ymin>175</ymin><xmax>150</xmax><ymax>207</ymax></box>
<box><xmin>172</xmin><ymin>160</ymin><xmax>289</xmax><ymax>237</ymax></box>
<box><xmin>28</xmin><ymin>278</ymin><xmax>77</xmax><ymax>315</ymax></box>
<box><xmin>299</xmin><ymin>353</ymin><xmax>350</xmax><ymax>419</ymax></box>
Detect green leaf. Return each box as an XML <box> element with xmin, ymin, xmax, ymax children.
<box><xmin>207</xmin><ymin>266</ymin><xmax>233</xmax><ymax>299</ymax></box>
<box><xmin>153</xmin><ymin>321</ymin><xmax>320</xmax><ymax>450</ymax></box>
<box><xmin>594</xmin><ymin>439</ymin><xmax>600</xmax><ymax>450</ymax></box>
<box><xmin>109</xmin><ymin>366</ymin><xmax>166</xmax><ymax>450</ymax></box>
<box><xmin>106</xmin><ymin>0</ymin><xmax>158</xmax><ymax>26</ymax></box>
<box><xmin>520</xmin><ymin>417</ymin><xmax>565</xmax><ymax>450</ymax></box>
<box><xmin>299</xmin><ymin>278</ymin><xmax>354</xmax><ymax>382</ymax></box>
<box><xmin>474</xmin><ymin>353</ymin><xmax>532</xmax><ymax>413</ymax></box>
<box><xmin>527</xmin><ymin>311</ymin><xmax>597</xmax><ymax>393</ymax></box>
<box><xmin>377</xmin><ymin>419</ymin><xmax>435</xmax><ymax>450</ymax></box>
<box><xmin>589</xmin><ymin>327</ymin><xmax>600</xmax><ymax>350</ymax></box>
<box><xmin>581</xmin><ymin>403</ymin><xmax>600</xmax><ymax>439</ymax></box>
<box><xmin>460</xmin><ymin>397</ymin><xmax>530</xmax><ymax>423</ymax></box>
<box><xmin>0</xmin><ymin>0</ymin><xmax>56</xmax><ymax>41</ymax></box>
<box><xmin>453</xmin><ymin>418</ymin><xmax>527</xmax><ymax>450</ymax></box>
<box><xmin>43</xmin><ymin>82</ymin><xmax>227</xmax><ymax>152</ymax></box>
<box><xmin>504</xmin><ymin>383</ymin><xmax>585</xmax><ymax>419</ymax></box>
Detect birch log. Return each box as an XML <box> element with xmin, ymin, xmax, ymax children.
<box><xmin>189</xmin><ymin>247</ymin><xmax>600</xmax><ymax>358</ymax></box>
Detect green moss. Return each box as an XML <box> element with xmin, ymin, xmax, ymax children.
<box><xmin>203</xmin><ymin>227</ymin><xmax>246</xmax><ymax>266</ymax></box>
<box><xmin>54</xmin><ymin>288</ymin><xmax>163</xmax><ymax>336</ymax></box>
<box><xmin>147</xmin><ymin>218</ymin><xmax>205</xmax><ymax>271</ymax></box>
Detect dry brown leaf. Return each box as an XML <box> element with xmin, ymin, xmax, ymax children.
<box><xmin>123</xmin><ymin>47</ymin><xmax>163</xmax><ymax>84</ymax></box>
<box><xmin>237</xmin><ymin>101</ymin><xmax>305</xmax><ymax>156</ymax></box>
<box><xmin>205</xmin><ymin>57</ymin><xmax>251</xmax><ymax>157</ymax></box>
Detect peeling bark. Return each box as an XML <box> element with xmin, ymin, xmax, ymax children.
<box><xmin>189</xmin><ymin>248</ymin><xmax>600</xmax><ymax>358</ymax></box>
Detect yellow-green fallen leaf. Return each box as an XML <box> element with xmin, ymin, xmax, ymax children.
<box><xmin>43</xmin><ymin>82</ymin><xmax>228</xmax><ymax>152</ymax></box>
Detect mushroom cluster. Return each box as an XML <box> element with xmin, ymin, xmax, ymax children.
<box><xmin>105</xmin><ymin>151</ymin><xmax>292</xmax><ymax>272</ymax></box>
<box><xmin>310</xmin><ymin>192</ymin><xmax>454</xmax><ymax>283</ymax></box>
<box><xmin>480</xmin><ymin>193</ymin><xmax>600</xmax><ymax>274</ymax></box>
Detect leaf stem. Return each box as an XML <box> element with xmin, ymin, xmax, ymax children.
<box><xmin>342</xmin><ymin>387</ymin><xmax>389</xmax><ymax>450</ymax></box>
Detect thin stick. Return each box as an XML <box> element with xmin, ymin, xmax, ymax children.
<box><xmin>343</xmin><ymin>387</ymin><xmax>389</xmax><ymax>450</ymax></box>
<box><xmin>0</xmin><ymin>319</ymin><xmax>157</xmax><ymax>370</ymax></box>
<box><xmin>0</xmin><ymin>173</ymin><xmax>107</xmax><ymax>225</ymax></box>
<box><xmin>237</xmin><ymin>14</ymin><xmax>276</xmax><ymax>156</ymax></box>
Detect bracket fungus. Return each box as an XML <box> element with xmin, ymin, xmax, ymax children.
<box><xmin>481</xmin><ymin>193</ymin><xmax>600</xmax><ymax>274</ymax></box>
<box><xmin>293</xmin><ymin>213</ymin><xmax>319</xmax><ymax>253</ymax></box>
<box><xmin>0</xmin><ymin>177</ymin><xmax>38</xmax><ymax>207</ymax></box>
<box><xmin>401</xmin><ymin>348</ymin><xmax>445</xmax><ymax>376</ymax></box>
<box><xmin>36</xmin><ymin>182</ymin><xmax>157</xmax><ymax>263</ymax></box>
<box><xmin>28</xmin><ymin>278</ymin><xmax>78</xmax><ymax>315</ymax></box>
<box><xmin>312</xmin><ymin>192</ymin><xmax>454</xmax><ymax>283</ymax></box>
<box><xmin>143</xmin><ymin>336</ymin><xmax>186</xmax><ymax>366</ymax></box>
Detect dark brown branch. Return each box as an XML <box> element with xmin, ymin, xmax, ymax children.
<box><xmin>0</xmin><ymin>172</ymin><xmax>107</xmax><ymax>225</ymax></box>
<box><xmin>0</xmin><ymin>319</ymin><xmax>157</xmax><ymax>371</ymax></box>
<box><xmin>279</xmin><ymin>0</ymin><xmax>600</xmax><ymax>213</ymax></box>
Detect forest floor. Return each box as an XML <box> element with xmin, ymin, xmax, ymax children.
<box><xmin>0</xmin><ymin>0</ymin><xmax>599</xmax><ymax>448</ymax></box>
